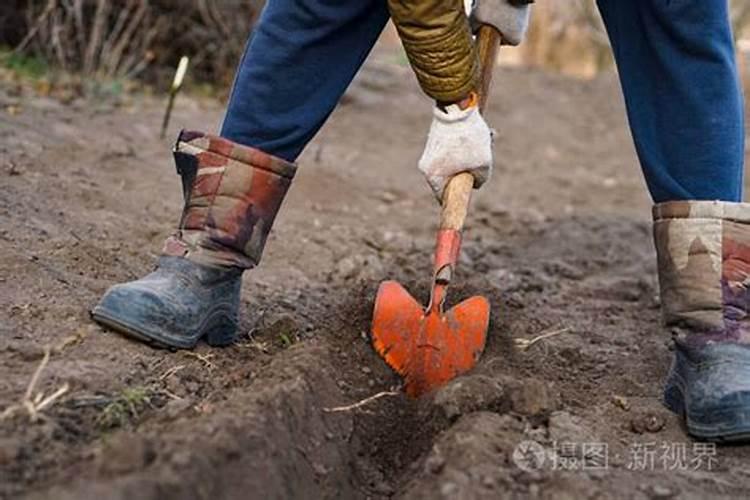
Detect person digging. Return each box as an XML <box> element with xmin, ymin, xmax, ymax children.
<box><xmin>93</xmin><ymin>0</ymin><xmax>750</xmax><ymax>442</ymax></box>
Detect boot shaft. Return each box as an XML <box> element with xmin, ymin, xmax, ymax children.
<box><xmin>163</xmin><ymin>130</ymin><xmax>297</xmax><ymax>269</ymax></box>
<box><xmin>653</xmin><ymin>201</ymin><xmax>750</xmax><ymax>343</ymax></box>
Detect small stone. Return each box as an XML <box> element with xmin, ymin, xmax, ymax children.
<box><xmin>378</xmin><ymin>191</ymin><xmax>398</xmax><ymax>203</ymax></box>
<box><xmin>643</xmin><ymin>484</ymin><xmax>677</xmax><ymax>499</ymax></box>
<box><xmin>630</xmin><ymin>411</ymin><xmax>665</xmax><ymax>434</ymax></box>
<box><xmin>312</xmin><ymin>462</ymin><xmax>328</xmax><ymax>476</ymax></box>
<box><xmin>612</xmin><ymin>395</ymin><xmax>630</xmax><ymax>411</ymax></box>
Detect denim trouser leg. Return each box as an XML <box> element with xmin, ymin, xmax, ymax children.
<box><xmin>597</xmin><ymin>0</ymin><xmax>744</xmax><ymax>203</ymax></box>
<box><xmin>220</xmin><ymin>0</ymin><xmax>390</xmax><ymax>162</ymax></box>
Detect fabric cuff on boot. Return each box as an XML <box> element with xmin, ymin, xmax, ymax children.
<box><xmin>175</xmin><ymin>130</ymin><xmax>297</xmax><ymax>180</ymax></box>
<box><xmin>653</xmin><ymin>200</ymin><xmax>750</xmax><ymax>339</ymax></box>
<box><xmin>163</xmin><ymin>131</ymin><xmax>296</xmax><ymax>269</ymax></box>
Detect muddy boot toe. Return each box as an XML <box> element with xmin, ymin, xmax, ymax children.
<box><xmin>664</xmin><ymin>342</ymin><xmax>750</xmax><ymax>442</ymax></box>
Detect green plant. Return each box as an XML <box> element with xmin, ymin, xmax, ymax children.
<box><xmin>278</xmin><ymin>331</ymin><xmax>296</xmax><ymax>348</ymax></box>
<box><xmin>0</xmin><ymin>46</ymin><xmax>48</xmax><ymax>79</ymax></box>
<box><xmin>97</xmin><ymin>386</ymin><xmax>151</xmax><ymax>429</ymax></box>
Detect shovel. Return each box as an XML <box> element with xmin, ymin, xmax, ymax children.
<box><xmin>371</xmin><ymin>26</ymin><xmax>501</xmax><ymax>398</ymax></box>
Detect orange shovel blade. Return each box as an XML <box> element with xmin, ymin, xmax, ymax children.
<box><xmin>371</xmin><ymin>281</ymin><xmax>490</xmax><ymax>397</ymax></box>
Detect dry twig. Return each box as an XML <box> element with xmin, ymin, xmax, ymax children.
<box><xmin>159</xmin><ymin>364</ymin><xmax>186</xmax><ymax>381</ymax></box>
<box><xmin>15</xmin><ymin>0</ymin><xmax>56</xmax><ymax>53</ymax></box>
<box><xmin>514</xmin><ymin>327</ymin><xmax>572</xmax><ymax>352</ymax></box>
<box><xmin>323</xmin><ymin>390</ymin><xmax>400</xmax><ymax>413</ymax></box>
<box><xmin>53</xmin><ymin>329</ymin><xmax>87</xmax><ymax>353</ymax></box>
<box><xmin>181</xmin><ymin>351</ymin><xmax>216</xmax><ymax>371</ymax></box>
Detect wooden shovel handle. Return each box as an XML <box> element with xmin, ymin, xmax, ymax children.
<box><xmin>440</xmin><ymin>25</ymin><xmax>501</xmax><ymax>231</ymax></box>
<box><xmin>476</xmin><ymin>25</ymin><xmax>502</xmax><ymax>113</ymax></box>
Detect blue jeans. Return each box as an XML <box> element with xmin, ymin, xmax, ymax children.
<box><xmin>598</xmin><ymin>0</ymin><xmax>744</xmax><ymax>202</ymax></box>
<box><xmin>221</xmin><ymin>0</ymin><xmax>744</xmax><ymax>203</ymax></box>
<box><xmin>220</xmin><ymin>0</ymin><xmax>389</xmax><ymax>163</ymax></box>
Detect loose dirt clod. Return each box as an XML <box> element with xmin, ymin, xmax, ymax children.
<box><xmin>431</xmin><ymin>374</ymin><xmax>509</xmax><ymax>423</ymax></box>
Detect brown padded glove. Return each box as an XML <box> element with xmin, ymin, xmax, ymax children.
<box><xmin>388</xmin><ymin>0</ymin><xmax>478</xmax><ymax>103</ymax></box>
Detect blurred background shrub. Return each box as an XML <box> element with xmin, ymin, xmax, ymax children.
<box><xmin>3</xmin><ymin>0</ymin><xmax>750</xmax><ymax>87</ymax></box>
<box><xmin>1</xmin><ymin>0</ymin><xmax>263</xmax><ymax>86</ymax></box>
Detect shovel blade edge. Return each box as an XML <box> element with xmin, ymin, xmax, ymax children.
<box><xmin>372</xmin><ymin>281</ymin><xmax>490</xmax><ymax>397</ymax></box>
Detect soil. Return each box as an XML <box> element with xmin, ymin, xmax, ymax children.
<box><xmin>3</xmin><ymin>42</ymin><xmax>750</xmax><ymax>499</ymax></box>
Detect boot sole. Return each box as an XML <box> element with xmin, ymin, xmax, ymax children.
<box><xmin>91</xmin><ymin>308</ymin><xmax>235</xmax><ymax>350</ymax></box>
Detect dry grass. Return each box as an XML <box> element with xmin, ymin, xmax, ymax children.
<box><xmin>0</xmin><ymin>330</ymin><xmax>86</xmax><ymax>423</ymax></box>
<box><xmin>514</xmin><ymin>327</ymin><xmax>572</xmax><ymax>352</ymax></box>
<box><xmin>4</xmin><ymin>0</ymin><xmax>264</xmax><ymax>85</ymax></box>
<box><xmin>0</xmin><ymin>348</ymin><xmax>70</xmax><ymax>423</ymax></box>
<box><xmin>323</xmin><ymin>389</ymin><xmax>401</xmax><ymax>413</ymax></box>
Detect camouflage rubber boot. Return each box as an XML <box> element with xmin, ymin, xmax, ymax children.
<box><xmin>655</xmin><ymin>201</ymin><xmax>750</xmax><ymax>441</ymax></box>
<box><xmin>91</xmin><ymin>131</ymin><xmax>296</xmax><ymax>349</ymax></box>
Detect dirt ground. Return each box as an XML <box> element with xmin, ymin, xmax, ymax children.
<box><xmin>3</xmin><ymin>43</ymin><xmax>750</xmax><ymax>499</ymax></box>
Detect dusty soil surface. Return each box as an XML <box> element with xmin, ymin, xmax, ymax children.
<box><xmin>3</xmin><ymin>45</ymin><xmax>750</xmax><ymax>499</ymax></box>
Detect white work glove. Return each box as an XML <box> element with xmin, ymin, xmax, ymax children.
<box><xmin>470</xmin><ymin>0</ymin><xmax>533</xmax><ymax>46</ymax></box>
<box><xmin>418</xmin><ymin>102</ymin><xmax>493</xmax><ymax>201</ymax></box>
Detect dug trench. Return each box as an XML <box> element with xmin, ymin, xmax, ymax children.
<box><xmin>4</xmin><ymin>47</ymin><xmax>750</xmax><ymax>498</ymax></box>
